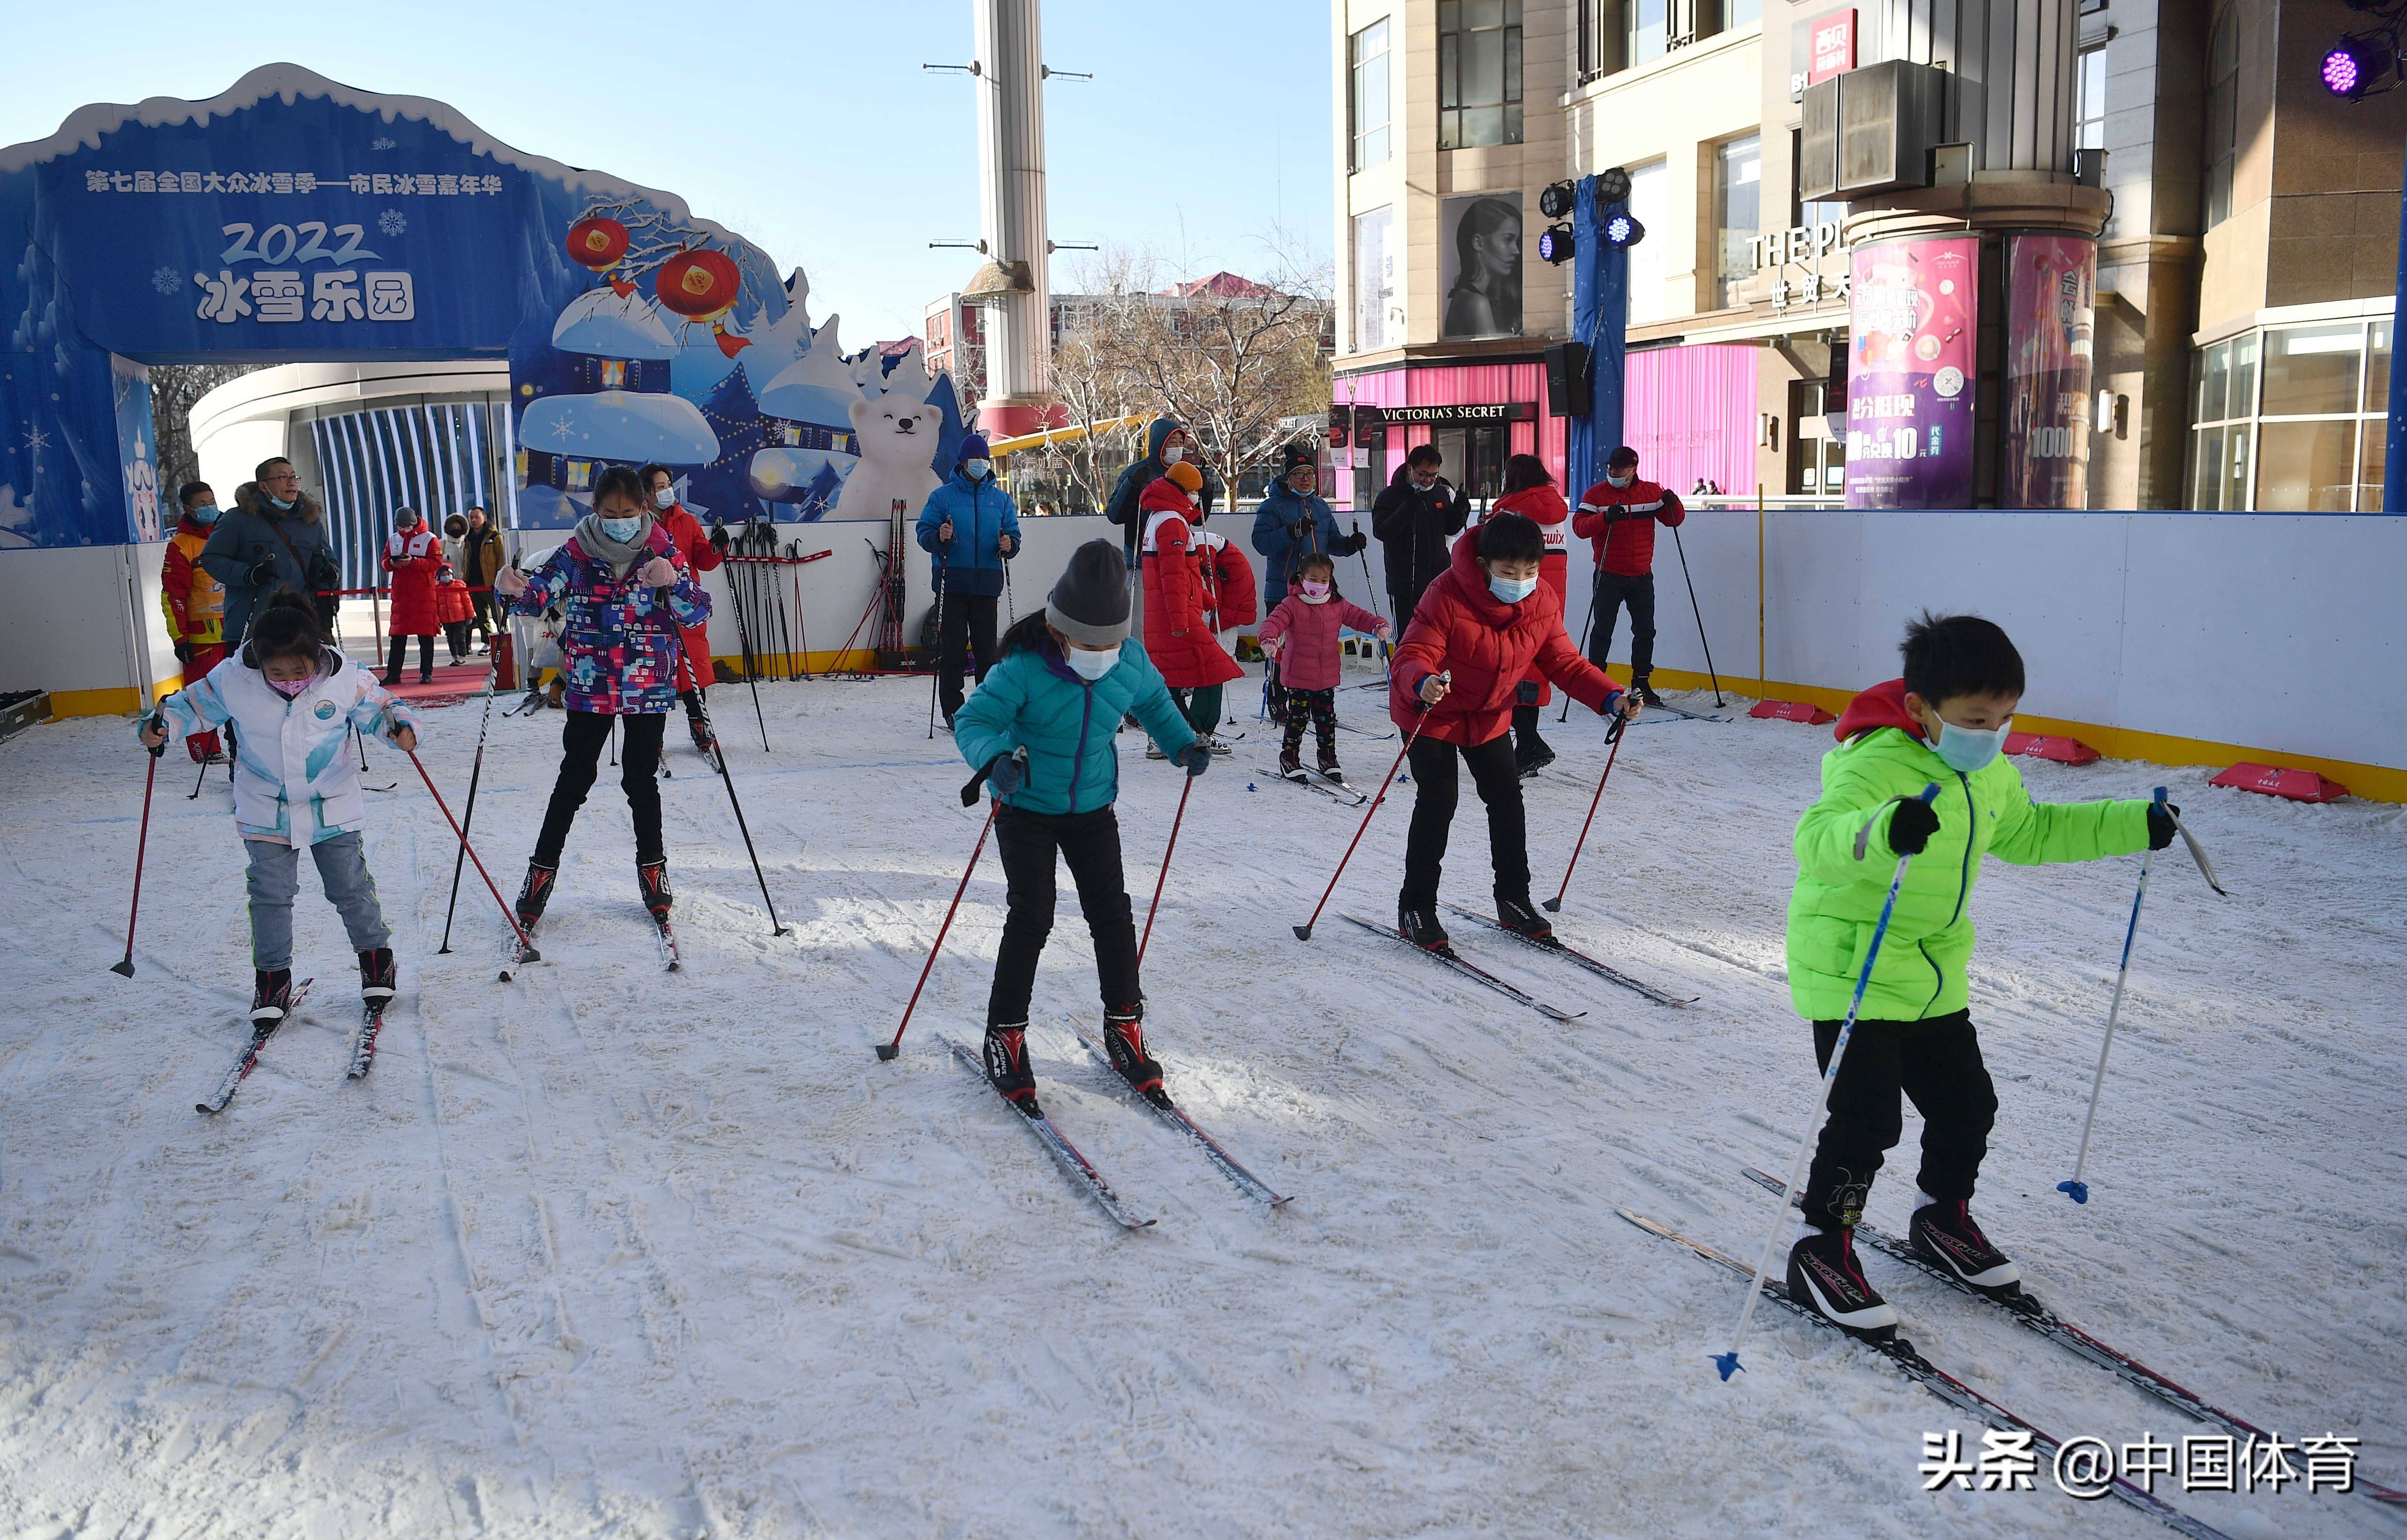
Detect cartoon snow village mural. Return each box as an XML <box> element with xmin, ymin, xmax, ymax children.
<box><xmin>0</xmin><ymin>63</ymin><xmax>965</xmax><ymax>708</ymax></box>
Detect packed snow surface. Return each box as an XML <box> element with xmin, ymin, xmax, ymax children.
<box><xmin>1</xmin><ymin>666</ymin><xmax>2401</xmax><ymax>1538</ymax></box>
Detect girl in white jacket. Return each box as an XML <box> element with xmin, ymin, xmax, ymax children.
<box><xmin>140</xmin><ymin>588</ymin><xmax>421</xmax><ymax>1027</ymax></box>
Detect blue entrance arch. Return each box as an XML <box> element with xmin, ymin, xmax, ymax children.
<box><xmin>0</xmin><ymin>63</ymin><xmax>963</xmax><ymax>553</ymax></box>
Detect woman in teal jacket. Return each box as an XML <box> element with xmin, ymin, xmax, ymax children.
<box><xmin>954</xmin><ymin>541</ymin><xmax>1209</xmax><ymax>1118</ymax></box>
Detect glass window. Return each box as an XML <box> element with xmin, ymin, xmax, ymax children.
<box><xmin>2205</xmin><ymin>7</ymin><xmax>2238</xmax><ymax>227</ymax></box>
<box><xmin>2076</xmin><ymin>46</ymin><xmax>2109</xmax><ymax>151</ymax></box>
<box><xmin>2360</xmin><ymin>412</ymin><xmax>2387</xmax><ymax>512</ymax></box>
<box><xmin>1627</xmin><ymin>0</ymin><xmax>1669</xmax><ymax>68</ymax></box>
<box><xmin>1440</xmin><ymin>0</ymin><xmax>1524</xmax><ymax>149</ymax></box>
<box><xmin>1350</xmin><ymin>19</ymin><xmax>1392</xmax><ymax>173</ymax></box>
<box><xmin>2228</xmin><ymin>332</ymin><xmax>2258</xmax><ymax>421</ymax></box>
<box><xmin>1626</xmin><ymin>159</ymin><xmax>1671</xmax><ymax>323</ymax></box>
<box><xmin>2256</xmin><ymin>418</ymin><xmax>2358</xmax><ymax>511</ymax></box>
<box><xmin>2193</xmin><ymin>425</ymin><xmax>2226</xmax><ymax>510</ymax></box>
<box><xmin>1715</xmin><ymin>135</ymin><xmax>1762</xmax><ymax>310</ymax></box>
<box><xmin>1353</xmin><ymin>207</ymin><xmax>1395</xmax><ymax>352</ymax></box>
<box><xmin>1726</xmin><ymin>0</ymin><xmax>1762</xmax><ymax>27</ymax></box>
<box><xmin>2260</xmin><ymin>324</ymin><xmax>2364</xmax><ymax>415</ymax></box>
<box><xmin>2220</xmin><ymin>423</ymin><xmax>2253</xmax><ymax>510</ymax></box>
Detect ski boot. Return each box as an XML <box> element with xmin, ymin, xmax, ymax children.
<box><xmin>250</xmin><ymin>968</ymin><xmax>295</xmax><ymax>1030</ymax></box>
<box><xmin>983</xmin><ymin>1023</ymin><xmax>1042</xmax><ymax>1118</ymax></box>
<box><xmin>515</xmin><ymin>860</ymin><xmax>558</xmax><ymax>933</ymax></box>
<box><xmin>1278</xmin><ymin>748</ymin><xmax>1307</xmax><ymax>781</ymax></box>
<box><xmin>1786</xmin><ymin>1226</ymin><xmax>1900</xmax><ymax>1340</ymax></box>
<box><xmin>1317</xmin><ymin>753</ymin><xmax>1347</xmax><ymax>786</ymax></box>
<box><xmin>1496</xmin><ymin>893</ymin><xmax>1557</xmax><ymax>945</ymax></box>
<box><xmin>1910</xmin><ymin>1198</ymin><xmax>2024</xmax><ymax>1298</ymax></box>
<box><xmin>1398</xmin><ymin>903</ymin><xmax>1451</xmax><ymax>954</ymax></box>
<box><xmin>358</xmin><ymin>947</ymin><xmax>397</xmax><ymax>1005</ymax></box>
<box><xmin>1629</xmin><ymin>674</ymin><xmax>1664</xmax><ymax>709</ymax></box>
<box><xmin>1102</xmin><ymin>1002</ymin><xmax>1171</xmax><ymax>1108</ymax></box>
<box><xmin>638</xmin><ymin>859</ymin><xmax>674</xmax><ymax>922</ymax></box>
<box><xmin>1206</xmin><ymin>734</ymin><xmax>1235</xmax><ymax>757</ymax></box>
<box><xmin>1515</xmin><ymin>737</ymin><xmax>1556</xmax><ymax>778</ymax></box>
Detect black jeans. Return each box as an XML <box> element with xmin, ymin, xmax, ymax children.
<box><xmin>535</xmin><ymin>711</ymin><xmax>667</xmax><ymax>867</ymax></box>
<box><xmin>987</xmin><ymin>804</ymin><xmax>1140</xmax><ymax>1026</ymax></box>
<box><xmin>1802</xmin><ymin>1010</ymin><xmax>1998</xmax><ymax>1231</ymax></box>
<box><xmin>443</xmin><ymin>621</ymin><xmax>472</xmax><ymax>660</ymax></box>
<box><xmin>938</xmin><ymin>591</ymin><xmax>1000</xmax><ymax>719</ymax></box>
<box><xmin>470</xmin><ymin>590</ymin><xmax>496</xmax><ymax>640</ymax></box>
<box><xmin>385</xmin><ymin>634</ymin><xmax>434</xmax><ymax>680</ymax></box>
<box><xmin>1588</xmin><ymin>571</ymin><xmax>1659</xmax><ymax>678</ymax></box>
<box><xmin>1401</xmin><ymin>731</ymin><xmax>1528</xmax><ymax>913</ymax></box>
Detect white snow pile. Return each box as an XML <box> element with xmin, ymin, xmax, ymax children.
<box><xmin>0</xmin><ymin>670</ymin><xmax>2400</xmax><ymax>1537</ymax></box>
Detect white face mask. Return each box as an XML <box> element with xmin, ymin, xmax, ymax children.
<box><xmin>963</xmin><ymin>458</ymin><xmax>992</xmax><ymax>479</ymax></box>
<box><xmin>1161</xmin><ymin>445</ymin><xmax>1185</xmax><ymax>466</ymax></box>
<box><xmin>1487</xmin><ymin>572</ymin><xmax>1539</xmax><ymax>604</ymax></box>
<box><xmin>652</xmin><ymin>487</ymin><xmax>675</xmax><ymax>509</ymax></box>
<box><xmin>1606</xmin><ymin>469</ymin><xmax>1634</xmax><ymax>488</ymax></box>
<box><xmin>1064</xmin><ymin>644</ymin><xmax>1117</xmax><ymax>681</ymax></box>
<box><xmin>599</xmin><ymin>515</ymin><xmax>645</xmax><ymax>543</ymax></box>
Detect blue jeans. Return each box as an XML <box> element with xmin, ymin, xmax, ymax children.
<box><xmin>245</xmin><ymin>832</ymin><xmax>390</xmax><ymax>970</ymax></box>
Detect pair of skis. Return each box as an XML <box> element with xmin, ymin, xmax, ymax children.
<box><xmin>940</xmin><ymin>1027</ymin><xmax>1288</xmax><ymax>1229</ymax></box>
<box><xmin>198</xmin><ymin>981</ymin><xmax>393</xmax><ymax>1114</ymax></box>
<box><xmin>1340</xmin><ymin>909</ymin><xmax>1696</xmax><ymax>1020</ymax></box>
<box><xmin>501</xmin><ymin>903</ymin><xmax>680</xmax><ymax>983</ymax></box>
<box><xmin>1263</xmin><ymin>762</ymin><xmax>1368</xmax><ymax>807</ymax></box>
<box><xmin>1734</xmin><ymin>1166</ymin><xmax>2407</xmax><ymax>1511</ymax></box>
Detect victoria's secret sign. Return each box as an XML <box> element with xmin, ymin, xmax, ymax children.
<box><xmin>1330</xmin><ymin>402</ymin><xmax>1538</xmax><ymax>430</ymax></box>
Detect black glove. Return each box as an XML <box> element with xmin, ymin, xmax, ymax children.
<box><xmin>1888</xmin><ymin>797</ymin><xmax>1940</xmax><ymax>857</ymax></box>
<box><xmin>1289</xmin><ymin>517</ymin><xmax>1314</xmax><ymax>540</ymax></box>
<box><xmin>246</xmin><ymin>556</ymin><xmax>276</xmax><ymax>588</ymax></box>
<box><xmin>144</xmin><ymin>714</ymin><xmax>166</xmax><ymax>759</ymax></box>
<box><xmin>986</xmin><ymin>751</ymin><xmax>1026</xmax><ymax>799</ymax></box>
<box><xmin>1342</xmin><ymin>529</ymin><xmax>1368</xmax><ymax>556</ymax></box>
<box><xmin>710</xmin><ymin>525</ymin><xmax>731</xmax><ymax>553</ymax></box>
<box><xmin>2146</xmin><ymin>801</ymin><xmax>2180</xmax><ymax>851</ymax></box>
<box><xmin>1174</xmin><ymin>742</ymin><xmax>1212</xmax><ymax>777</ymax></box>
<box><xmin>172</xmin><ymin>640</ymin><xmax>192</xmax><ymax>664</ymax></box>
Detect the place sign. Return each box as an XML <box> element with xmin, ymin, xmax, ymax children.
<box><xmin>1330</xmin><ymin>402</ymin><xmax>1538</xmax><ymax>429</ymax></box>
<box><xmin>1746</xmin><ymin>220</ymin><xmax>1848</xmax><ymax>274</ymax></box>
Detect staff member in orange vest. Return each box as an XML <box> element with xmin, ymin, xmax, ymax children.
<box><xmin>161</xmin><ymin>481</ymin><xmax>229</xmax><ymax>762</ymax></box>
<box><xmin>1570</xmin><ymin>444</ymin><xmax>1686</xmax><ymax>708</ymax></box>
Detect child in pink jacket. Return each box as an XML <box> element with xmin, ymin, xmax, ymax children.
<box><xmin>1256</xmin><ymin>552</ymin><xmax>1390</xmax><ymax>783</ymax></box>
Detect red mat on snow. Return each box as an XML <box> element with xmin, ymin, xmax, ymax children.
<box><xmin>2004</xmin><ymin>731</ymin><xmax>2101</xmax><ymax>765</ymax></box>
<box><xmin>2210</xmin><ymin>763</ymin><xmax>2350</xmax><ymax>802</ymax></box>
<box><xmin>377</xmin><ymin>662</ymin><xmax>494</xmax><ymax>708</ymax></box>
<box><xmin>1749</xmin><ymin>699</ymin><xmax>1836</xmax><ymax>724</ymax></box>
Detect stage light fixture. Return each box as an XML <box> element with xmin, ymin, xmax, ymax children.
<box><xmin>1597</xmin><ymin>166</ymin><xmax>1633</xmax><ymax>204</ymax></box>
<box><xmin>2321</xmin><ymin>30</ymin><xmax>2398</xmax><ymax>97</ymax></box>
<box><xmin>1604</xmin><ymin>212</ymin><xmax>1646</xmax><ymax>249</ymax></box>
<box><xmin>1539</xmin><ymin>181</ymin><xmax>1577</xmax><ymax>220</ymax></box>
<box><xmin>1538</xmin><ymin>223</ymin><xmax>1576</xmax><ymax>264</ymax></box>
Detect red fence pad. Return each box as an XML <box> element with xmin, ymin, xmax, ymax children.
<box><xmin>2005</xmin><ymin>731</ymin><xmax>2102</xmax><ymax>765</ymax></box>
<box><xmin>2209</xmin><ymin>762</ymin><xmax>2350</xmax><ymax>802</ymax></box>
<box><xmin>1750</xmin><ymin>699</ymin><xmax>1837</xmax><ymax>724</ymax></box>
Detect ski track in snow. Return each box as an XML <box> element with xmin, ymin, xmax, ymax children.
<box><xmin>0</xmin><ymin>670</ymin><xmax>2400</xmax><ymax>1538</ymax></box>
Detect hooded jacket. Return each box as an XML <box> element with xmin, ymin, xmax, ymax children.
<box><xmin>1250</xmin><ymin>477</ymin><xmax>1355</xmax><ymax>610</ymax></box>
<box><xmin>655</xmin><ymin>501</ymin><xmax>724</xmax><ymax>688</ymax></box>
<box><xmin>199</xmin><ymin>482</ymin><xmax>339</xmax><ymax>649</ymax></box>
<box><xmin>1137</xmin><ymin>477</ymin><xmax>1246</xmax><ymax>690</ymax></box>
<box><xmin>916</xmin><ymin>467</ymin><xmax>1022</xmax><ymax>599</ymax></box>
<box><xmin>1191</xmin><ymin>524</ymin><xmax>1258</xmax><ymax>634</ymax></box>
<box><xmin>1785</xmin><ymin>679</ymin><xmax>2153</xmax><ymax>1022</ymax></box>
<box><xmin>382</xmin><ymin>520</ymin><xmax>442</xmax><ymax>635</ymax></box>
<box><xmin>1485</xmin><ymin>484</ymin><xmax>1571</xmax><ymax>705</ymax></box>
<box><xmin>501</xmin><ymin>525</ymin><xmax>711</xmax><ymax>715</ymax></box>
<box><xmin>953</xmin><ymin>635</ymin><xmax>1196</xmax><ymax>815</ymax></box>
<box><xmin>1104</xmin><ymin>418</ymin><xmax>1218</xmax><ymax>563</ymax></box>
<box><xmin>1388</xmin><ymin>535</ymin><xmax>1620</xmax><ymax>745</ymax></box>
<box><xmin>1257</xmin><ymin>580</ymin><xmax>1387</xmax><ymax>693</ymax></box>
<box><xmin>437</xmin><ymin>571</ymin><xmax>476</xmax><ymax>626</ymax></box>
<box><xmin>1370</xmin><ymin>462</ymin><xmax>1470</xmax><ymax>616</ymax></box>
<box><xmin>161</xmin><ymin>509</ymin><xmax>226</xmax><ymax>652</ymax></box>
<box><xmin>143</xmin><ymin>646</ymin><xmax>420</xmax><ymax>846</ymax></box>
<box><xmin>1572</xmin><ymin>475</ymin><xmax>1686</xmax><ymax>578</ymax></box>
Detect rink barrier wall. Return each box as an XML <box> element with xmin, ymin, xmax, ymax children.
<box><xmin>8</xmin><ymin>507</ymin><xmax>2402</xmax><ymax>803</ymax></box>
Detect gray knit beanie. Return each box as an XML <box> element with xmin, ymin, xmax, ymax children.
<box><xmin>1046</xmin><ymin>539</ymin><xmax>1132</xmax><ymax>648</ymax></box>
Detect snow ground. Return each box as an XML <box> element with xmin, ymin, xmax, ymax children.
<box><xmin>0</xmin><ymin>663</ymin><xmax>2400</xmax><ymax>1539</ymax></box>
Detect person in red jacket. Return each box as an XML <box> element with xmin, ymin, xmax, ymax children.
<box><xmin>1257</xmin><ymin>552</ymin><xmax>1390</xmax><ymax>782</ymax></box>
<box><xmin>641</xmin><ymin>464</ymin><xmax>727</xmax><ymax>753</ymax></box>
<box><xmin>1387</xmin><ymin>513</ymin><xmax>1634</xmax><ymax>951</ymax></box>
<box><xmin>436</xmin><ymin>564</ymin><xmax>477</xmax><ymax>664</ymax></box>
<box><xmin>1483</xmin><ymin>454</ymin><xmax>1572</xmax><ymax>775</ymax></box>
<box><xmin>380</xmin><ymin>507</ymin><xmax>442</xmax><ymax>685</ymax></box>
<box><xmin>1139</xmin><ymin>461</ymin><xmax>1245</xmax><ymax>749</ymax></box>
<box><xmin>1570</xmin><ymin>444</ymin><xmax>1686</xmax><ymax>707</ymax></box>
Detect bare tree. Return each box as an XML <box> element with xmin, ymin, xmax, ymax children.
<box><xmin>149</xmin><ymin>363</ymin><xmax>262</xmax><ymax>493</ymax></box>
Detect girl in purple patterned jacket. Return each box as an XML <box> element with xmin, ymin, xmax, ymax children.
<box><xmin>495</xmin><ymin>465</ymin><xmax>711</xmax><ymax>938</ymax></box>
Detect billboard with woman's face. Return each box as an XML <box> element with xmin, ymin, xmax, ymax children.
<box><xmin>1441</xmin><ymin>193</ymin><xmax>1523</xmax><ymax>339</ymax></box>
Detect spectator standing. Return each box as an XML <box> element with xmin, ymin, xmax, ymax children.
<box><xmin>199</xmin><ymin>456</ymin><xmax>340</xmax><ymax>653</ymax></box>
<box><xmin>160</xmin><ymin>481</ymin><xmax>229</xmax><ymax>762</ymax></box>
<box><xmin>1371</xmin><ymin>445</ymin><xmax>1470</xmax><ymax>625</ymax></box>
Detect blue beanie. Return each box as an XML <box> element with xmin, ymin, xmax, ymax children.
<box><xmin>957</xmin><ymin>433</ymin><xmax>991</xmax><ymax>462</ymax></box>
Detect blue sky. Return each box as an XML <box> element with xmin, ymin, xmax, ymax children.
<box><xmin>0</xmin><ymin>0</ymin><xmax>1334</xmax><ymax>344</ymax></box>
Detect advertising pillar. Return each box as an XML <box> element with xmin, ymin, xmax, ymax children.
<box><xmin>1845</xmin><ymin>235</ymin><xmax>1977</xmax><ymax>508</ymax></box>
<box><xmin>2000</xmin><ymin>235</ymin><xmax>2097</xmax><ymax>509</ymax></box>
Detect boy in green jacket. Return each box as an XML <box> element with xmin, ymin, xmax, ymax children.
<box><xmin>1784</xmin><ymin>614</ymin><xmax>2177</xmax><ymax>1337</ymax></box>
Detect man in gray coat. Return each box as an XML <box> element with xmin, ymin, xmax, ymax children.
<box><xmin>199</xmin><ymin>456</ymin><xmax>339</xmax><ymax>647</ymax></box>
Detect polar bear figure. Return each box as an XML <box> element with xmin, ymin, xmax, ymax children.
<box><xmin>834</xmin><ymin>395</ymin><xmax>946</xmax><ymax>523</ymax></box>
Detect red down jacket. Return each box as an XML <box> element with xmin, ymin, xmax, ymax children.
<box><xmin>382</xmin><ymin>525</ymin><xmax>442</xmax><ymax>636</ymax></box>
<box><xmin>1139</xmin><ymin>477</ymin><xmax>1244</xmax><ymax>690</ymax></box>
<box><xmin>655</xmin><ymin>502</ymin><xmax>723</xmax><ymax>688</ymax></box>
<box><xmin>1388</xmin><ymin>533</ymin><xmax>1620</xmax><ymax>745</ymax></box>
<box><xmin>1258</xmin><ymin>583</ymin><xmax>1387</xmax><ymax>693</ymax></box>
<box><xmin>1571</xmin><ymin>476</ymin><xmax>1686</xmax><ymax>578</ymax></box>
<box><xmin>1486</xmin><ymin>483</ymin><xmax>1572</xmax><ymax>706</ymax></box>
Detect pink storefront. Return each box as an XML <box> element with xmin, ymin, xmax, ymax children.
<box><xmin>1332</xmin><ymin>344</ymin><xmax>1756</xmax><ymax>510</ymax></box>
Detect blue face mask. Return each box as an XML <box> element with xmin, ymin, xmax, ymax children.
<box><xmin>265</xmin><ymin>493</ymin><xmax>294</xmax><ymax>511</ymax></box>
<box><xmin>1930</xmin><ymin>715</ymin><xmax>2011</xmax><ymax>774</ymax></box>
<box><xmin>1064</xmin><ymin>644</ymin><xmax>1118</xmax><ymax>681</ymax></box>
<box><xmin>1487</xmin><ymin>572</ymin><xmax>1539</xmax><ymax>604</ymax></box>
<box><xmin>189</xmin><ymin>503</ymin><xmax>220</xmax><ymax>525</ymax></box>
<box><xmin>963</xmin><ymin>458</ymin><xmax>993</xmax><ymax>480</ymax></box>
<box><xmin>599</xmin><ymin>515</ymin><xmax>645</xmax><ymax>543</ymax></box>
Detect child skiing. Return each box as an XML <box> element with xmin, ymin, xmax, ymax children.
<box><xmin>953</xmin><ymin>541</ymin><xmax>1211</xmax><ymax>1118</ymax></box>
<box><xmin>1139</xmin><ymin>461</ymin><xmax>1246</xmax><ymax>753</ymax></box>
<box><xmin>1782</xmin><ymin>613</ymin><xmax>2177</xmax><ymax>1337</ymax></box>
<box><xmin>1256</xmin><ymin>552</ymin><xmax>1390</xmax><ymax>784</ymax></box>
<box><xmin>380</xmin><ymin>506</ymin><xmax>442</xmax><ymax>686</ymax></box>
<box><xmin>136</xmin><ymin>587</ymin><xmax>419</xmax><ymax>1026</ymax></box>
<box><xmin>493</xmin><ymin>466</ymin><xmax>711</xmax><ymax>947</ymax></box>
<box><xmin>1387</xmin><ymin>513</ymin><xmax>1634</xmax><ymax>951</ymax></box>
<box><xmin>1486</xmin><ymin>454</ymin><xmax>1571</xmax><ymax>775</ymax></box>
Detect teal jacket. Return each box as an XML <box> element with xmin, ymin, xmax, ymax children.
<box><xmin>1787</xmin><ymin>680</ymin><xmax>2152</xmax><ymax>1021</ymax></box>
<box><xmin>955</xmin><ymin>638</ymin><xmax>1197</xmax><ymax>814</ymax></box>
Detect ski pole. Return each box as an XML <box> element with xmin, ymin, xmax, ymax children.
<box><xmin>436</xmin><ymin>667</ymin><xmax>501</xmax><ymax>954</ymax></box>
<box><xmin>1669</xmin><ymin>522</ymin><xmax>1723</xmax><ymax>706</ymax></box>
<box><xmin>677</xmin><ymin>650</ymin><xmax>792</xmax><ymax>938</ymax></box>
<box><xmin>403</xmin><ymin>744</ymin><xmax>538</xmax><ymax>975</ymax></box>
<box><xmin>112</xmin><ymin>722</ymin><xmax>166</xmax><ymax>976</ymax></box>
<box><xmin>1137</xmin><ymin>773</ymin><xmax>1195</xmax><ymax>968</ymax></box>
<box><xmin>1560</xmin><ymin>591</ymin><xmax>1599</xmax><ymax>725</ymax></box>
<box><xmin>927</xmin><ymin>541</ymin><xmax>949</xmax><ymax>739</ymax></box>
<box><xmin>1292</xmin><ymin>672</ymin><xmax>1447</xmax><ymax>940</ymax></box>
<box><xmin>187</xmin><ymin>745</ymin><xmax>212</xmax><ymax>800</ymax></box>
<box><xmin>1541</xmin><ymin>709</ymin><xmax>1629</xmax><ymax>914</ymax></box>
<box><xmin>1715</xmin><ymin>783</ymin><xmax>1938</xmax><ymax>1382</ymax></box>
<box><xmin>875</xmin><ymin>751</ymin><xmax>1020</xmax><ymax>1061</ymax></box>
<box><xmin>721</xmin><ymin>542</ymin><xmax>773</xmax><ymax>751</ymax></box>
<box><xmin>2059</xmin><ymin>786</ymin><xmax>2168</xmax><ymax>1205</ymax></box>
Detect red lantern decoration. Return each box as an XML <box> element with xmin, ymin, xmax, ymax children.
<box><xmin>655</xmin><ymin>247</ymin><xmax>741</xmax><ymax>322</ymax></box>
<box><xmin>566</xmin><ymin>216</ymin><xmax>630</xmax><ymax>271</ymax></box>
